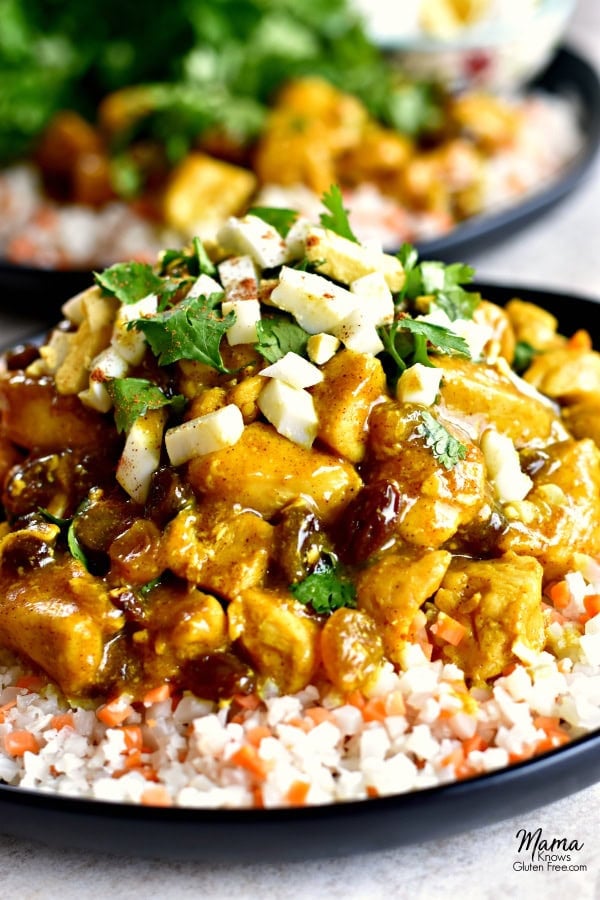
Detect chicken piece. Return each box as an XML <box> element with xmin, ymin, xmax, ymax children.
<box><xmin>435</xmin><ymin>356</ymin><xmax>559</xmax><ymax>445</ymax></box>
<box><xmin>356</xmin><ymin>550</ymin><xmax>451</xmax><ymax>663</ymax></box>
<box><xmin>0</xmin><ymin>551</ymin><xmax>123</xmax><ymax>696</ymax></box>
<box><xmin>504</xmin><ymin>298</ymin><xmax>564</xmax><ymax>352</ymax></box>
<box><xmin>228</xmin><ymin>586</ymin><xmax>320</xmax><ymax>693</ymax></box>
<box><xmin>433</xmin><ymin>553</ymin><xmax>545</xmax><ymax>683</ymax></box>
<box><xmin>399</xmin><ymin>139</ymin><xmax>483</xmax><ymax>214</ymax></box>
<box><xmin>562</xmin><ymin>393</ymin><xmax>600</xmax><ymax>446</ymax></box>
<box><xmin>311</xmin><ymin>349</ymin><xmax>386</xmax><ymax>463</ymax></box>
<box><xmin>187</xmin><ymin>422</ymin><xmax>362</xmax><ymax>524</ymax></box>
<box><xmin>449</xmin><ymin>92</ymin><xmax>522</xmax><ymax>152</ymax></box>
<box><xmin>498</xmin><ymin>438</ymin><xmax>600</xmax><ymax>578</ymax></box>
<box><xmin>348</xmin><ymin>402</ymin><xmax>486</xmax><ymax>553</ymax></box>
<box><xmin>0</xmin><ymin>435</ymin><xmax>21</xmax><ymax>489</ymax></box>
<box><xmin>0</xmin><ymin>373</ymin><xmax>118</xmax><ymax>452</ymax></box>
<box><xmin>163</xmin><ymin>152</ymin><xmax>257</xmax><ymax>239</ymax></box>
<box><xmin>337</xmin><ymin>124</ymin><xmax>413</xmax><ymax>187</ymax></box>
<box><xmin>472</xmin><ymin>299</ymin><xmax>516</xmax><ymax>362</ymax></box>
<box><xmin>163</xmin><ymin>504</ymin><xmax>274</xmax><ymax>602</ymax></box>
<box><xmin>523</xmin><ymin>347</ymin><xmax>600</xmax><ymax>402</ymax></box>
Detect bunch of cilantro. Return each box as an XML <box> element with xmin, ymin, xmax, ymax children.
<box><xmin>0</xmin><ymin>0</ymin><xmax>442</xmax><ymax>170</ymax></box>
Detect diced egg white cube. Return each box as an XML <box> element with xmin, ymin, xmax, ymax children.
<box><xmin>218</xmin><ymin>255</ymin><xmax>258</xmax><ymax>302</ymax></box>
<box><xmin>61</xmin><ymin>285</ymin><xmax>98</xmax><ymax>325</ymax></box>
<box><xmin>165</xmin><ymin>404</ymin><xmax>244</xmax><ymax>466</ymax></box>
<box><xmin>222</xmin><ymin>298</ymin><xmax>261</xmax><ymax>345</ymax></box>
<box><xmin>217</xmin><ymin>215</ymin><xmax>288</xmax><ymax>270</ymax></box>
<box><xmin>307</xmin><ymin>332</ymin><xmax>340</xmax><ymax>365</ymax></box>
<box><xmin>270</xmin><ymin>266</ymin><xmax>357</xmax><ymax>334</ymax></box>
<box><xmin>186</xmin><ymin>273</ymin><xmax>223</xmax><ymax>299</ymax></box>
<box><xmin>304</xmin><ymin>225</ymin><xmax>404</xmax><ymax>292</ymax></box>
<box><xmin>396</xmin><ymin>363</ymin><xmax>442</xmax><ymax>406</ymax></box>
<box><xmin>452</xmin><ymin>318</ymin><xmax>493</xmax><ymax>361</ymax></box>
<box><xmin>78</xmin><ymin>346</ymin><xmax>131</xmax><ymax>412</ymax></box>
<box><xmin>116</xmin><ymin>409</ymin><xmax>166</xmax><ymax>503</ymax></box>
<box><xmin>350</xmin><ymin>271</ymin><xmax>394</xmax><ymax>325</ymax></box>
<box><xmin>260</xmin><ymin>351</ymin><xmax>323</xmax><ymax>388</ymax></box>
<box><xmin>78</xmin><ymin>380</ymin><xmax>113</xmax><ymax>414</ymax></box>
<box><xmin>111</xmin><ymin>293</ymin><xmax>158</xmax><ymax>365</ymax></box>
<box><xmin>257</xmin><ymin>379</ymin><xmax>318</xmax><ymax>448</ymax></box>
<box><xmin>481</xmin><ymin>428</ymin><xmax>533</xmax><ymax>503</ymax></box>
<box><xmin>333</xmin><ymin>307</ymin><xmax>384</xmax><ymax>356</ymax></box>
<box><xmin>283</xmin><ymin>217</ymin><xmax>311</xmax><ymax>260</ymax></box>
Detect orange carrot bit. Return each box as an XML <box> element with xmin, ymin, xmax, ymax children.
<box><xmin>50</xmin><ymin>713</ymin><xmax>75</xmax><ymax>731</ymax></box>
<box><xmin>441</xmin><ymin>746</ymin><xmax>464</xmax><ymax>770</ymax></box>
<box><xmin>121</xmin><ymin>725</ymin><xmax>144</xmax><ymax>752</ymax></box>
<box><xmin>286</xmin><ymin>780</ymin><xmax>310</xmax><ymax>806</ymax></box>
<box><xmin>142</xmin><ymin>684</ymin><xmax>172</xmax><ymax>707</ymax></box>
<box><xmin>548</xmin><ymin>580</ymin><xmax>572</xmax><ymax>610</ymax></box>
<box><xmin>0</xmin><ymin>699</ymin><xmax>17</xmax><ymax>724</ymax></box>
<box><xmin>462</xmin><ymin>734</ymin><xmax>487</xmax><ymax>756</ymax></box>
<box><xmin>15</xmin><ymin>674</ymin><xmax>47</xmax><ymax>693</ymax></box>
<box><xmin>430</xmin><ymin>612</ymin><xmax>467</xmax><ymax>647</ymax></box>
<box><xmin>366</xmin><ymin>785</ymin><xmax>379</xmax><ymax>798</ymax></box>
<box><xmin>584</xmin><ymin>594</ymin><xmax>600</xmax><ymax>619</ymax></box>
<box><xmin>96</xmin><ymin>696</ymin><xmax>135</xmax><ymax>727</ymax></box>
<box><xmin>345</xmin><ymin>690</ymin><xmax>366</xmax><ymax>710</ymax></box>
<box><xmin>140</xmin><ymin>785</ymin><xmax>173</xmax><ymax>807</ymax></box>
<box><xmin>230</xmin><ymin>743</ymin><xmax>269</xmax><ymax>780</ymax></box>
<box><xmin>304</xmin><ymin>706</ymin><xmax>335</xmax><ymax>727</ymax></box>
<box><xmin>4</xmin><ymin>730</ymin><xmax>39</xmax><ymax>757</ymax></box>
<box><xmin>252</xmin><ymin>785</ymin><xmax>265</xmax><ymax>809</ymax></box>
<box><xmin>386</xmin><ymin>691</ymin><xmax>406</xmax><ymax>717</ymax></box>
<box><xmin>362</xmin><ymin>697</ymin><xmax>388</xmax><ymax>723</ymax></box>
<box><xmin>245</xmin><ymin>725</ymin><xmax>273</xmax><ymax>747</ymax></box>
<box><xmin>123</xmin><ymin>750</ymin><xmax>144</xmax><ymax>770</ymax></box>
<box><xmin>567</xmin><ymin>329</ymin><xmax>592</xmax><ymax>350</ymax></box>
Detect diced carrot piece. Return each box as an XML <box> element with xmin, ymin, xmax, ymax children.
<box><xmin>345</xmin><ymin>690</ymin><xmax>366</xmax><ymax>710</ymax></box>
<box><xmin>431</xmin><ymin>612</ymin><xmax>467</xmax><ymax>646</ymax></box>
<box><xmin>15</xmin><ymin>674</ymin><xmax>47</xmax><ymax>692</ymax></box>
<box><xmin>97</xmin><ymin>696</ymin><xmax>135</xmax><ymax>727</ymax></box>
<box><xmin>286</xmin><ymin>780</ymin><xmax>310</xmax><ymax>806</ymax></box>
<box><xmin>4</xmin><ymin>730</ymin><xmax>39</xmax><ymax>757</ymax></box>
<box><xmin>363</xmin><ymin>697</ymin><xmax>387</xmax><ymax>723</ymax></box>
<box><xmin>441</xmin><ymin>746</ymin><xmax>464</xmax><ymax>770</ymax></box>
<box><xmin>50</xmin><ymin>713</ymin><xmax>75</xmax><ymax>731</ymax></box>
<box><xmin>366</xmin><ymin>785</ymin><xmax>379</xmax><ymax>798</ymax></box>
<box><xmin>584</xmin><ymin>594</ymin><xmax>600</xmax><ymax>618</ymax></box>
<box><xmin>140</xmin><ymin>785</ymin><xmax>172</xmax><ymax>807</ymax></box>
<box><xmin>121</xmin><ymin>725</ymin><xmax>144</xmax><ymax>752</ymax></box>
<box><xmin>142</xmin><ymin>684</ymin><xmax>172</xmax><ymax>706</ymax></box>
<box><xmin>245</xmin><ymin>725</ymin><xmax>272</xmax><ymax>747</ymax></box>
<box><xmin>462</xmin><ymin>734</ymin><xmax>487</xmax><ymax>755</ymax></box>
<box><xmin>548</xmin><ymin>580</ymin><xmax>571</xmax><ymax>610</ymax></box>
<box><xmin>230</xmin><ymin>744</ymin><xmax>268</xmax><ymax>780</ymax></box>
<box><xmin>0</xmin><ymin>699</ymin><xmax>17</xmax><ymax>724</ymax></box>
<box><xmin>304</xmin><ymin>706</ymin><xmax>334</xmax><ymax>726</ymax></box>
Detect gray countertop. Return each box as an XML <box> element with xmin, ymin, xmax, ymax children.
<box><xmin>1</xmin><ymin>3</ymin><xmax>600</xmax><ymax>897</ymax></box>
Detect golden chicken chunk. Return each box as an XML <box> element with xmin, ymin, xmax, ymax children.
<box><xmin>187</xmin><ymin>422</ymin><xmax>362</xmax><ymax>524</ymax></box>
<box><xmin>498</xmin><ymin>438</ymin><xmax>600</xmax><ymax>578</ymax></box>
<box><xmin>163</xmin><ymin>504</ymin><xmax>274</xmax><ymax>601</ymax></box>
<box><xmin>228</xmin><ymin>587</ymin><xmax>320</xmax><ymax>693</ymax></box>
<box><xmin>436</xmin><ymin>356</ymin><xmax>559</xmax><ymax>445</ymax></box>
<box><xmin>433</xmin><ymin>552</ymin><xmax>545</xmax><ymax>683</ymax></box>
<box><xmin>524</xmin><ymin>347</ymin><xmax>600</xmax><ymax>402</ymax></box>
<box><xmin>311</xmin><ymin>349</ymin><xmax>386</xmax><ymax>463</ymax></box>
<box><xmin>0</xmin><ymin>551</ymin><xmax>123</xmax><ymax>696</ymax></box>
<box><xmin>357</xmin><ymin>550</ymin><xmax>451</xmax><ymax>663</ymax></box>
<box><xmin>561</xmin><ymin>393</ymin><xmax>600</xmax><ymax>446</ymax></box>
<box><xmin>504</xmin><ymin>298</ymin><xmax>564</xmax><ymax>351</ymax></box>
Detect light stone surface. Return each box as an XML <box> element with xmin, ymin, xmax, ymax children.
<box><xmin>1</xmin><ymin>2</ymin><xmax>599</xmax><ymax>897</ymax></box>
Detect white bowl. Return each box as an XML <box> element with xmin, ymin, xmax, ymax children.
<box><xmin>362</xmin><ymin>0</ymin><xmax>577</xmax><ymax>93</ymax></box>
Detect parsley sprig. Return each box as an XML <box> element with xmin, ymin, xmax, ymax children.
<box><xmin>290</xmin><ymin>553</ymin><xmax>357</xmax><ymax>615</ymax></box>
<box><xmin>319</xmin><ymin>184</ymin><xmax>359</xmax><ymax>244</ymax></box>
<box><xmin>248</xmin><ymin>206</ymin><xmax>299</xmax><ymax>238</ymax></box>
<box><xmin>106</xmin><ymin>377</ymin><xmax>185</xmax><ymax>433</ymax></box>
<box><xmin>415</xmin><ymin>411</ymin><xmax>467</xmax><ymax>470</ymax></box>
<box><xmin>129</xmin><ymin>292</ymin><xmax>234</xmax><ymax>372</ymax></box>
<box><xmin>397</xmin><ymin>244</ymin><xmax>480</xmax><ymax>320</ymax></box>
<box><xmin>255</xmin><ymin>315</ymin><xmax>311</xmax><ymax>363</ymax></box>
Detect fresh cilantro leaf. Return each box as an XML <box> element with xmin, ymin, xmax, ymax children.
<box><xmin>139</xmin><ymin>576</ymin><xmax>162</xmax><ymax>597</ymax></box>
<box><xmin>415</xmin><ymin>411</ymin><xmax>467</xmax><ymax>470</ymax></box>
<box><xmin>159</xmin><ymin>237</ymin><xmax>216</xmax><ymax>277</ymax></box>
<box><xmin>395</xmin><ymin>248</ymin><xmax>479</xmax><ymax>320</ymax></box>
<box><xmin>130</xmin><ymin>293</ymin><xmax>234</xmax><ymax>372</ymax></box>
<box><xmin>248</xmin><ymin>205</ymin><xmax>298</xmax><ymax>237</ymax></box>
<box><xmin>379</xmin><ymin>315</ymin><xmax>471</xmax><ymax>381</ymax></box>
<box><xmin>67</xmin><ymin>518</ymin><xmax>89</xmax><ymax>568</ymax></box>
<box><xmin>512</xmin><ymin>340</ymin><xmax>538</xmax><ymax>374</ymax></box>
<box><xmin>94</xmin><ymin>262</ymin><xmax>164</xmax><ymax>305</ymax></box>
<box><xmin>290</xmin><ymin>556</ymin><xmax>357</xmax><ymax>615</ymax></box>
<box><xmin>400</xmin><ymin>318</ymin><xmax>471</xmax><ymax>357</ymax></box>
<box><xmin>255</xmin><ymin>315</ymin><xmax>310</xmax><ymax>363</ymax></box>
<box><xmin>319</xmin><ymin>184</ymin><xmax>359</xmax><ymax>244</ymax></box>
<box><xmin>106</xmin><ymin>377</ymin><xmax>185</xmax><ymax>433</ymax></box>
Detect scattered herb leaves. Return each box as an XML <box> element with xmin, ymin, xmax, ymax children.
<box><xmin>415</xmin><ymin>411</ymin><xmax>467</xmax><ymax>469</ymax></box>
<box><xmin>255</xmin><ymin>315</ymin><xmax>310</xmax><ymax>363</ymax></box>
<box><xmin>106</xmin><ymin>377</ymin><xmax>185</xmax><ymax>433</ymax></box>
<box><xmin>94</xmin><ymin>261</ymin><xmax>164</xmax><ymax>305</ymax></box>
<box><xmin>290</xmin><ymin>553</ymin><xmax>357</xmax><ymax>615</ymax></box>
<box><xmin>319</xmin><ymin>184</ymin><xmax>359</xmax><ymax>244</ymax></box>
<box><xmin>248</xmin><ymin>205</ymin><xmax>298</xmax><ymax>237</ymax></box>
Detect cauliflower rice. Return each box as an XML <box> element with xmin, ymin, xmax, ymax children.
<box><xmin>2</xmin><ymin>566</ymin><xmax>600</xmax><ymax>809</ymax></box>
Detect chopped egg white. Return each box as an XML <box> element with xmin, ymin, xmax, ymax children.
<box><xmin>218</xmin><ymin>255</ymin><xmax>258</xmax><ymax>303</ymax></box>
<box><xmin>218</xmin><ymin>215</ymin><xmax>289</xmax><ymax>270</ymax></box>
<box><xmin>481</xmin><ymin>428</ymin><xmax>533</xmax><ymax>503</ymax></box>
<box><xmin>116</xmin><ymin>409</ymin><xmax>167</xmax><ymax>503</ymax></box>
<box><xmin>350</xmin><ymin>270</ymin><xmax>394</xmax><ymax>325</ymax></box>
<box><xmin>186</xmin><ymin>273</ymin><xmax>223</xmax><ymax>299</ymax></box>
<box><xmin>257</xmin><ymin>379</ymin><xmax>318</xmax><ymax>448</ymax></box>
<box><xmin>270</xmin><ymin>266</ymin><xmax>357</xmax><ymax>334</ymax></box>
<box><xmin>222</xmin><ymin>298</ymin><xmax>262</xmax><ymax>345</ymax></box>
<box><xmin>396</xmin><ymin>363</ymin><xmax>443</xmax><ymax>406</ymax></box>
<box><xmin>260</xmin><ymin>351</ymin><xmax>323</xmax><ymax>389</ymax></box>
<box><xmin>307</xmin><ymin>333</ymin><xmax>340</xmax><ymax>365</ymax></box>
<box><xmin>78</xmin><ymin>346</ymin><xmax>130</xmax><ymax>412</ymax></box>
<box><xmin>111</xmin><ymin>293</ymin><xmax>158</xmax><ymax>366</ymax></box>
<box><xmin>333</xmin><ymin>307</ymin><xmax>384</xmax><ymax>356</ymax></box>
<box><xmin>165</xmin><ymin>404</ymin><xmax>245</xmax><ymax>466</ymax></box>
<box><xmin>304</xmin><ymin>225</ymin><xmax>404</xmax><ymax>292</ymax></box>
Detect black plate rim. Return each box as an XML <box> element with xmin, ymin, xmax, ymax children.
<box><xmin>1</xmin><ymin>282</ymin><xmax>599</xmax><ymax>862</ymax></box>
<box><xmin>0</xmin><ymin>43</ymin><xmax>598</xmax><ymax>307</ymax></box>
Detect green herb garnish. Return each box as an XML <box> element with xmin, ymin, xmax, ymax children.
<box><xmin>415</xmin><ymin>411</ymin><xmax>467</xmax><ymax>470</ymax></box>
<box><xmin>248</xmin><ymin>206</ymin><xmax>298</xmax><ymax>238</ymax></box>
<box><xmin>106</xmin><ymin>377</ymin><xmax>185</xmax><ymax>433</ymax></box>
<box><xmin>396</xmin><ymin>244</ymin><xmax>480</xmax><ymax>320</ymax></box>
<box><xmin>255</xmin><ymin>316</ymin><xmax>310</xmax><ymax>363</ymax></box>
<box><xmin>319</xmin><ymin>184</ymin><xmax>359</xmax><ymax>244</ymax></box>
<box><xmin>94</xmin><ymin>261</ymin><xmax>164</xmax><ymax>305</ymax></box>
<box><xmin>512</xmin><ymin>340</ymin><xmax>538</xmax><ymax>374</ymax></box>
<box><xmin>129</xmin><ymin>292</ymin><xmax>234</xmax><ymax>372</ymax></box>
<box><xmin>379</xmin><ymin>315</ymin><xmax>471</xmax><ymax>377</ymax></box>
<box><xmin>290</xmin><ymin>554</ymin><xmax>357</xmax><ymax>615</ymax></box>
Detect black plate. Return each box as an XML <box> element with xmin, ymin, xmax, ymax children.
<box><xmin>1</xmin><ymin>282</ymin><xmax>600</xmax><ymax>861</ymax></box>
<box><xmin>0</xmin><ymin>45</ymin><xmax>599</xmax><ymax>319</ymax></box>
